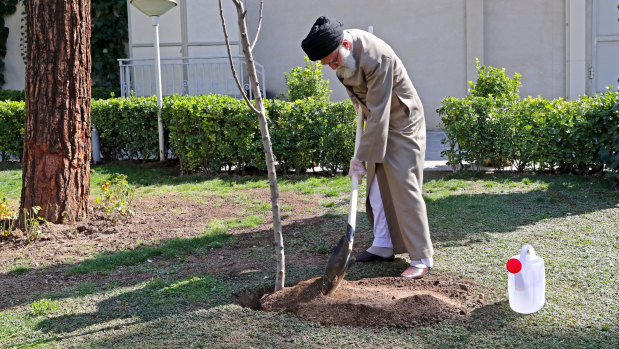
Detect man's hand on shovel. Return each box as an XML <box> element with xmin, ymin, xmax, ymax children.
<box><xmin>349</xmin><ymin>103</ymin><xmax>366</xmax><ymax>185</ymax></box>
<box><xmin>349</xmin><ymin>158</ymin><xmax>366</xmax><ymax>185</ymax></box>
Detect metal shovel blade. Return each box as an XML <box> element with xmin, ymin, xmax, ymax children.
<box><xmin>322</xmin><ymin>224</ymin><xmax>355</xmax><ymax>295</ymax></box>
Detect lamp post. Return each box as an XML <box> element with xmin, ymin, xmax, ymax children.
<box><xmin>130</xmin><ymin>0</ymin><xmax>177</xmax><ymax>162</ymax></box>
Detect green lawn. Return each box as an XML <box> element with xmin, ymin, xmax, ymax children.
<box><xmin>1</xmin><ymin>163</ymin><xmax>617</xmax><ymax>348</ymax></box>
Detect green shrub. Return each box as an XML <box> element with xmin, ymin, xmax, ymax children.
<box><xmin>268</xmin><ymin>98</ymin><xmax>324</xmax><ymax>173</ymax></box>
<box><xmin>439</xmin><ymin>61</ymin><xmax>523</xmax><ymax>171</ymax></box>
<box><xmin>163</xmin><ymin>95</ymin><xmax>355</xmax><ymax>174</ymax></box>
<box><xmin>0</xmin><ymin>89</ymin><xmax>25</xmax><ymax>101</ymax></box>
<box><xmin>91</xmin><ymin>97</ymin><xmax>162</xmax><ymax>161</ymax></box>
<box><xmin>0</xmin><ymin>100</ymin><xmax>24</xmax><ymax>160</ymax></box>
<box><xmin>469</xmin><ymin>59</ymin><xmax>521</xmax><ymax>101</ymax></box>
<box><xmin>438</xmin><ymin>61</ymin><xmax>619</xmax><ymax>180</ymax></box>
<box><xmin>0</xmin><ymin>95</ymin><xmax>357</xmax><ymax>174</ymax></box>
<box><xmin>284</xmin><ymin>57</ymin><xmax>332</xmax><ymax>102</ymax></box>
<box><xmin>164</xmin><ymin>94</ymin><xmax>262</xmax><ymax>174</ymax></box>
<box><xmin>316</xmin><ymin>100</ymin><xmax>356</xmax><ymax>174</ymax></box>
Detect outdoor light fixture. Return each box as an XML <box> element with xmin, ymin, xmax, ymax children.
<box><xmin>130</xmin><ymin>0</ymin><xmax>177</xmax><ymax>17</ymax></box>
<box><xmin>130</xmin><ymin>0</ymin><xmax>178</xmax><ymax>162</ymax></box>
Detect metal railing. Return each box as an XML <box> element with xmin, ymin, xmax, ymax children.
<box><xmin>118</xmin><ymin>56</ymin><xmax>266</xmax><ymax>99</ymax></box>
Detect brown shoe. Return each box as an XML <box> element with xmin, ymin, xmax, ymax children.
<box><xmin>400</xmin><ymin>265</ymin><xmax>431</xmax><ymax>279</ymax></box>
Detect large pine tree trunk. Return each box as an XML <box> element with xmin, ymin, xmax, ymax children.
<box><xmin>20</xmin><ymin>0</ymin><xmax>91</xmax><ymax>223</ymax></box>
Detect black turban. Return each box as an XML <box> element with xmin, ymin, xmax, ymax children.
<box><xmin>301</xmin><ymin>16</ymin><xmax>343</xmax><ymax>61</ymax></box>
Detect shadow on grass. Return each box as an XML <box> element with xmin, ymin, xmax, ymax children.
<box><xmin>417</xmin><ymin>300</ymin><xmax>618</xmax><ymax>348</ymax></box>
<box><xmin>92</xmin><ymin>162</ymin><xmax>341</xmax><ymax>189</ymax></box>
<box><xmin>33</xmin><ymin>272</ymin><xmax>231</xmax><ymax>335</ymax></box>
<box><xmin>28</xmin><ymin>299</ymin><xmax>619</xmax><ymax>348</ymax></box>
<box><xmin>0</xmin><ymin>214</ymin><xmax>340</xmax><ymax>313</ymax></box>
<box><xmin>66</xmin><ymin>230</ymin><xmax>231</xmax><ymax>275</ymax></box>
<box><xmin>424</xmin><ymin>173</ymin><xmax>617</xmax><ymax>243</ymax></box>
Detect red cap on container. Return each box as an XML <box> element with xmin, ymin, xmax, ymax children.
<box><xmin>506</xmin><ymin>258</ymin><xmax>522</xmax><ymax>273</ymax></box>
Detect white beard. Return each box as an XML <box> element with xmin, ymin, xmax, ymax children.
<box><xmin>335</xmin><ymin>46</ymin><xmax>356</xmax><ymax>80</ymax></box>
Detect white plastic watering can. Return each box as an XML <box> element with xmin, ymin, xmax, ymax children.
<box><xmin>506</xmin><ymin>244</ymin><xmax>545</xmax><ymax>314</ymax></box>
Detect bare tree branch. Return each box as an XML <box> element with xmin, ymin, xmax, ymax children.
<box><xmin>218</xmin><ymin>0</ymin><xmax>258</xmax><ymax>114</ymax></box>
<box><xmin>249</xmin><ymin>0</ymin><xmax>263</xmax><ymax>51</ymax></box>
<box><xmin>224</xmin><ymin>0</ymin><xmax>286</xmax><ymax>292</ymax></box>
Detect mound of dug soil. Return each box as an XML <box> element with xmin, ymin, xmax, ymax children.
<box><xmin>261</xmin><ymin>273</ymin><xmax>486</xmax><ymax>328</ymax></box>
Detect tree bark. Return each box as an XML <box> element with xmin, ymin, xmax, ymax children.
<box><xmin>20</xmin><ymin>0</ymin><xmax>91</xmax><ymax>223</ymax></box>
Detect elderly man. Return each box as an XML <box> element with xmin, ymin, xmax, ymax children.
<box><xmin>301</xmin><ymin>16</ymin><xmax>434</xmax><ymax>279</ymax></box>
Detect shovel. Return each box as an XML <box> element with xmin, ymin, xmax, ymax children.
<box><xmin>322</xmin><ymin>106</ymin><xmax>364</xmax><ymax>295</ymax></box>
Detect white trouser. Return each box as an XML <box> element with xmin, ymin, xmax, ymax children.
<box><xmin>368</xmin><ymin>175</ymin><xmax>433</xmax><ymax>268</ymax></box>
<box><xmin>369</xmin><ymin>175</ymin><xmax>393</xmax><ymax>248</ymax></box>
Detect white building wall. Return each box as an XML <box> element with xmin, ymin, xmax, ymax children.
<box><xmin>3</xmin><ymin>2</ymin><xmax>26</xmax><ymax>91</ymax></box>
<box><xmin>484</xmin><ymin>0</ymin><xmax>566</xmax><ymax>99</ymax></box>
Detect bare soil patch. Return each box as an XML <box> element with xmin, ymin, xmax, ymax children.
<box><xmin>261</xmin><ymin>273</ymin><xmax>486</xmax><ymax>328</ymax></box>
<box><xmin>0</xmin><ymin>188</ymin><xmax>329</xmax><ymax>310</ymax></box>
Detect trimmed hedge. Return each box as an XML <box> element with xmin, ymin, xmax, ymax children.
<box><xmin>437</xmin><ymin>62</ymin><xmax>619</xmax><ymax>182</ymax></box>
<box><xmin>0</xmin><ymin>101</ymin><xmax>24</xmax><ymax>160</ymax></box>
<box><xmin>0</xmin><ymin>89</ymin><xmax>25</xmax><ymax>101</ymax></box>
<box><xmin>163</xmin><ymin>95</ymin><xmax>355</xmax><ymax>174</ymax></box>
<box><xmin>92</xmin><ymin>97</ymin><xmax>162</xmax><ymax>161</ymax></box>
<box><xmin>0</xmin><ymin>95</ymin><xmax>356</xmax><ymax>174</ymax></box>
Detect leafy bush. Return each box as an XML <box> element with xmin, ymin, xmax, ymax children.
<box><xmin>0</xmin><ymin>100</ymin><xmax>24</xmax><ymax>160</ymax></box>
<box><xmin>469</xmin><ymin>59</ymin><xmax>521</xmax><ymax>101</ymax></box>
<box><xmin>91</xmin><ymin>97</ymin><xmax>162</xmax><ymax>161</ymax></box>
<box><xmin>164</xmin><ymin>94</ymin><xmax>261</xmax><ymax>173</ymax></box>
<box><xmin>0</xmin><ymin>94</ymin><xmax>357</xmax><ymax>174</ymax></box>
<box><xmin>94</xmin><ymin>173</ymin><xmax>136</xmax><ymax>223</ymax></box>
<box><xmin>438</xmin><ymin>61</ymin><xmax>619</xmax><ymax>182</ymax></box>
<box><xmin>0</xmin><ymin>89</ymin><xmax>25</xmax><ymax>101</ymax></box>
<box><xmin>439</xmin><ymin>61</ymin><xmax>523</xmax><ymax>171</ymax></box>
<box><xmin>310</xmin><ymin>99</ymin><xmax>356</xmax><ymax>174</ymax></box>
<box><xmin>0</xmin><ymin>192</ymin><xmax>17</xmax><ymax>237</ymax></box>
<box><xmin>163</xmin><ymin>94</ymin><xmax>355</xmax><ymax>174</ymax></box>
<box><xmin>284</xmin><ymin>57</ymin><xmax>332</xmax><ymax>102</ymax></box>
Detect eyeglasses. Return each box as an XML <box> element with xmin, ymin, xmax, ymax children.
<box><xmin>324</xmin><ymin>49</ymin><xmax>340</xmax><ymax>67</ymax></box>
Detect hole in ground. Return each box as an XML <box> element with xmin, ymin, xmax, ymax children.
<box><xmin>235</xmin><ymin>286</ymin><xmax>272</xmax><ymax>310</ymax></box>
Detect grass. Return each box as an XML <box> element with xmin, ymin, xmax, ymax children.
<box><xmin>67</xmin><ymin>222</ymin><xmax>234</xmax><ymax>275</ymax></box>
<box><xmin>8</xmin><ymin>265</ymin><xmax>33</xmax><ymax>275</ymax></box>
<box><xmin>1</xmin><ymin>163</ymin><xmax>618</xmax><ymax>348</ymax></box>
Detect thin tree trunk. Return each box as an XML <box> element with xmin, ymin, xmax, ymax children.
<box><xmin>221</xmin><ymin>0</ymin><xmax>285</xmax><ymax>291</ymax></box>
<box><xmin>20</xmin><ymin>0</ymin><xmax>91</xmax><ymax>224</ymax></box>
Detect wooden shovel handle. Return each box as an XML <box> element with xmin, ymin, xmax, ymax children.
<box><xmin>347</xmin><ymin>108</ymin><xmax>364</xmax><ymax>232</ymax></box>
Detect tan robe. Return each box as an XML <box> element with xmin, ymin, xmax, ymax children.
<box><xmin>339</xmin><ymin>29</ymin><xmax>433</xmax><ymax>260</ymax></box>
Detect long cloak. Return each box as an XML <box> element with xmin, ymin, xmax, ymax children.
<box><xmin>339</xmin><ymin>29</ymin><xmax>433</xmax><ymax>260</ymax></box>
